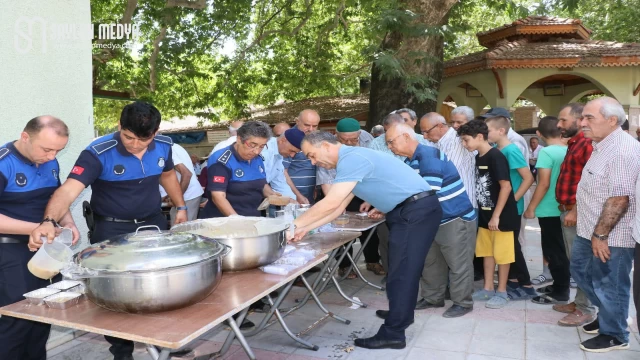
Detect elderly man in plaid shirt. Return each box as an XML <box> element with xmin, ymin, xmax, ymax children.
<box><xmin>551</xmin><ymin>103</ymin><xmax>597</xmax><ymax>327</ymax></box>
<box><xmin>571</xmin><ymin>97</ymin><xmax>640</xmax><ymax>353</ymax></box>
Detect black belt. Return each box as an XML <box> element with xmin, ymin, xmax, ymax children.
<box><xmin>94</xmin><ymin>213</ymin><xmax>161</xmax><ymax>224</ymax></box>
<box><xmin>396</xmin><ymin>190</ymin><xmax>436</xmax><ymax>209</ymax></box>
<box><xmin>0</xmin><ymin>236</ymin><xmax>28</xmax><ymax>244</ymax></box>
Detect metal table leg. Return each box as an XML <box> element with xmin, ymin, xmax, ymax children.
<box><xmin>264</xmin><ymin>294</ymin><xmax>319</xmax><ymax>350</ymax></box>
<box><xmin>226</xmin><ymin>315</ymin><xmax>256</xmax><ymax>360</ymax></box>
<box><xmin>338</xmin><ymin>226</ymin><xmax>385</xmax><ymax>291</ymax></box>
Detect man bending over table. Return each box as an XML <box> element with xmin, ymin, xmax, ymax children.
<box><xmin>289</xmin><ymin>131</ymin><xmax>442</xmax><ymax>350</ymax></box>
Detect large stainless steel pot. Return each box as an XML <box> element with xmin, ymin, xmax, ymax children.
<box><xmin>73</xmin><ymin>226</ymin><xmax>230</xmax><ymax>313</ymax></box>
<box><xmin>172</xmin><ymin>217</ymin><xmax>288</xmax><ymax>271</ymax></box>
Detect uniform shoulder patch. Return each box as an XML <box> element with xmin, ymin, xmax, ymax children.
<box><xmin>217</xmin><ymin>150</ymin><xmax>232</xmax><ymax>165</ymax></box>
<box><xmin>0</xmin><ymin>148</ymin><xmax>9</xmax><ymax>161</ymax></box>
<box><xmin>154</xmin><ymin>134</ymin><xmax>173</xmax><ymax>145</ymax></box>
<box><xmin>91</xmin><ymin>139</ymin><xmax>118</xmax><ymax>155</ymax></box>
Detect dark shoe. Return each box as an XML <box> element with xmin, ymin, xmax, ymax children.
<box><xmin>354</xmin><ymin>336</ymin><xmax>406</xmax><ymax>350</ymax></box>
<box><xmin>536</xmin><ymin>285</ymin><xmax>554</xmax><ymax>294</ymax></box>
<box><xmin>473</xmin><ymin>271</ymin><xmax>484</xmax><ymax>281</ymax></box>
<box><xmin>239</xmin><ymin>319</ymin><xmax>255</xmax><ymax>330</ymax></box>
<box><xmin>415</xmin><ymin>298</ymin><xmax>445</xmax><ymax>310</ymax></box>
<box><xmin>375</xmin><ymin>310</ymin><xmax>414</xmax><ymax>324</ymax></box>
<box><xmin>443</xmin><ymin>305</ymin><xmax>473</xmax><ymax>318</ymax></box>
<box><xmin>579</xmin><ymin>334</ymin><xmax>629</xmax><ymax>353</ymax></box>
<box><xmin>114</xmin><ymin>356</ymin><xmax>134</xmax><ymax>360</ymax></box>
<box><xmin>582</xmin><ymin>317</ymin><xmax>599</xmax><ymax>334</ymax></box>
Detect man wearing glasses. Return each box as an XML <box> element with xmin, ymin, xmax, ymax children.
<box><xmin>368</xmin><ymin>108</ymin><xmax>433</xmax><ymax>161</ymax></box>
<box><xmin>200</xmin><ymin>121</ymin><xmax>280</xmax><ymax>218</ymax></box>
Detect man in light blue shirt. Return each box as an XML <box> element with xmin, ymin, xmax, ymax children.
<box><xmin>290</xmin><ymin>131</ymin><xmax>442</xmax><ymax>350</ymax></box>
<box><xmin>261</xmin><ymin>129</ymin><xmax>304</xmax><ymax>200</ymax></box>
<box><xmin>368</xmin><ymin>111</ymin><xmax>432</xmax><ymax>160</ymax></box>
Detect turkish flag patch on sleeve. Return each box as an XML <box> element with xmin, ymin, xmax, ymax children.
<box><xmin>71</xmin><ymin>166</ymin><xmax>85</xmax><ymax>175</ymax></box>
<box><xmin>213</xmin><ymin>176</ymin><xmax>225</xmax><ymax>183</ymax></box>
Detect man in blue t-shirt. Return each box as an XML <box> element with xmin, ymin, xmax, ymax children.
<box><xmin>30</xmin><ymin>102</ymin><xmax>188</xmax><ymax>360</ymax></box>
<box><xmin>290</xmin><ymin>131</ymin><xmax>442</xmax><ymax>350</ymax></box>
<box><xmin>386</xmin><ymin>123</ymin><xmax>477</xmax><ymax>318</ymax></box>
<box><xmin>0</xmin><ymin>116</ymin><xmax>79</xmax><ymax>360</ymax></box>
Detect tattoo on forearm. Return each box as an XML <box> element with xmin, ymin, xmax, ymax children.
<box><xmin>594</xmin><ymin>196</ymin><xmax>629</xmax><ymax>235</ymax></box>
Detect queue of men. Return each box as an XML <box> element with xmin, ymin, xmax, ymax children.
<box><xmin>2</xmin><ymin>97</ymin><xmax>640</xmax><ymax>359</ymax></box>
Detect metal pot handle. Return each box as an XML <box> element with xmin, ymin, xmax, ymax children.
<box><xmin>221</xmin><ymin>244</ymin><xmax>233</xmax><ymax>258</ymax></box>
<box><xmin>134</xmin><ymin>225</ymin><xmax>162</xmax><ymax>235</ymax></box>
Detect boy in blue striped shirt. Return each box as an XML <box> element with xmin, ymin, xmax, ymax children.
<box><xmin>386</xmin><ymin>123</ymin><xmax>477</xmax><ymax>318</ymax></box>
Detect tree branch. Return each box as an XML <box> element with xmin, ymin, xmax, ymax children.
<box><xmin>230</xmin><ymin>0</ymin><xmax>315</xmax><ymax>72</ymax></box>
<box><xmin>166</xmin><ymin>0</ymin><xmax>206</xmax><ymax>10</ymax></box>
<box><xmin>149</xmin><ymin>25</ymin><xmax>168</xmax><ymax>92</ymax></box>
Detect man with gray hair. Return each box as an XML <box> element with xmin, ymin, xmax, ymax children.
<box><xmin>316</xmin><ymin>118</ymin><xmax>383</xmax><ymax>277</ymax></box>
<box><xmin>371</xmin><ymin>125</ymin><xmax>385</xmax><ymax>138</ymax></box>
<box><xmin>571</xmin><ymin>97</ymin><xmax>640</xmax><ymax>352</ymax></box>
<box><xmin>291</xmin><ymin>130</ymin><xmax>442</xmax><ymax>350</ymax></box>
<box><xmin>369</xmin><ymin>112</ymin><xmax>429</xmax><ymax>161</ymax></box>
<box><xmin>421</xmin><ymin>112</ymin><xmax>476</xmax><ymax>211</ymax></box>
<box><xmin>450</xmin><ymin>106</ymin><xmax>474</xmax><ymax>130</ymax></box>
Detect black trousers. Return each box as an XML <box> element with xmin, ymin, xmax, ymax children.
<box><xmin>634</xmin><ymin>243</ymin><xmax>640</xmax><ymax>331</ymax></box>
<box><xmin>508</xmin><ymin>221</ymin><xmax>532</xmax><ymax>286</ymax></box>
<box><xmin>376</xmin><ymin>195</ymin><xmax>441</xmax><ymax>341</ymax></box>
<box><xmin>339</xmin><ymin>227</ymin><xmax>381</xmax><ymax>268</ymax></box>
<box><xmin>0</xmin><ymin>244</ymin><xmax>53</xmax><ymax>360</ymax></box>
<box><xmin>538</xmin><ymin>217</ymin><xmax>570</xmax><ymax>297</ymax></box>
<box><xmin>91</xmin><ymin>213</ymin><xmax>168</xmax><ymax>358</ymax></box>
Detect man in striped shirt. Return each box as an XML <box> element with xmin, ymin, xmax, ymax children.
<box><xmin>420</xmin><ymin>112</ymin><xmax>476</xmax><ymax>212</ymax></box>
<box><xmin>572</xmin><ymin>97</ymin><xmax>640</xmax><ymax>353</ymax></box>
<box><xmin>283</xmin><ymin>109</ymin><xmax>320</xmax><ymax>204</ymax></box>
<box><xmin>387</xmin><ymin>123</ymin><xmax>477</xmax><ymax>318</ymax></box>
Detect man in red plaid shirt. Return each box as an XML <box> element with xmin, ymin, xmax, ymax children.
<box><xmin>551</xmin><ymin>103</ymin><xmax>597</xmax><ymax>326</ymax></box>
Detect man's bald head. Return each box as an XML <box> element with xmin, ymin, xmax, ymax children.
<box><xmin>229</xmin><ymin>120</ymin><xmax>244</xmax><ymax>135</ymax></box>
<box><xmin>296</xmin><ymin>109</ymin><xmax>320</xmax><ymax>134</ymax></box>
<box><xmin>24</xmin><ymin>115</ymin><xmax>69</xmax><ymax>137</ymax></box>
<box><xmin>272</xmin><ymin>122</ymin><xmax>291</xmax><ymax>137</ymax></box>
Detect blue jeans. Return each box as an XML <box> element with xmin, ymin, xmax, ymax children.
<box><xmin>570</xmin><ymin>236</ymin><xmax>634</xmax><ymax>343</ymax></box>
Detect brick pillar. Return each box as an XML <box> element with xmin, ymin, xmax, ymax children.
<box><xmin>513</xmin><ymin>106</ymin><xmax>539</xmax><ymax>131</ymax></box>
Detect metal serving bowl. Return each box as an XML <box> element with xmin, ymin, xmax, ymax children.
<box><xmin>172</xmin><ymin>217</ymin><xmax>288</xmax><ymax>271</ymax></box>
<box><xmin>74</xmin><ymin>226</ymin><xmax>230</xmax><ymax>313</ymax></box>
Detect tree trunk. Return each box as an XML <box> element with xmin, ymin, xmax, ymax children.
<box><xmin>367</xmin><ymin>0</ymin><xmax>457</xmax><ymax>129</ymax></box>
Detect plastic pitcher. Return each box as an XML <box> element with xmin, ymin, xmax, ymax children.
<box><xmin>28</xmin><ymin>229</ymin><xmax>74</xmax><ymax>280</ymax></box>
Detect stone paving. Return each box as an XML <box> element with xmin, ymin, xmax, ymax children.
<box><xmin>46</xmin><ymin>219</ymin><xmax>638</xmax><ymax>360</ymax></box>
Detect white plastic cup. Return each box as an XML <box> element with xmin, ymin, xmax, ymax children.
<box><xmin>28</xmin><ymin>231</ymin><xmax>73</xmax><ymax>280</ymax></box>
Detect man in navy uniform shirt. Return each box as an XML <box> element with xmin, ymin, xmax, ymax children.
<box><xmin>30</xmin><ymin>102</ymin><xmax>187</xmax><ymax>360</ymax></box>
<box><xmin>291</xmin><ymin>131</ymin><xmax>442</xmax><ymax>350</ymax></box>
<box><xmin>0</xmin><ymin>116</ymin><xmax>79</xmax><ymax>360</ymax></box>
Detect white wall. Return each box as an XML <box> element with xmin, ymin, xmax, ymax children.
<box><xmin>0</xmin><ymin>0</ymin><xmax>93</xmax><ymax>248</ymax></box>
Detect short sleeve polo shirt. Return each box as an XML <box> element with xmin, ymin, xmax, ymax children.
<box><xmin>0</xmin><ymin>142</ymin><xmax>61</xmax><ymax>239</ymax></box>
<box><xmin>202</xmin><ymin>144</ymin><xmax>267</xmax><ymax>218</ymax></box>
<box><xmin>67</xmin><ymin>132</ymin><xmax>174</xmax><ymax>220</ymax></box>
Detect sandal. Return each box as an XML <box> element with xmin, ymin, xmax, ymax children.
<box><xmin>536</xmin><ymin>285</ymin><xmax>555</xmax><ymax>294</ymax></box>
<box><xmin>338</xmin><ymin>268</ymin><xmax>357</xmax><ymax>279</ymax></box>
<box><xmin>507</xmin><ymin>286</ymin><xmax>536</xmax><ymax>301</ymax></box>
<box><xmin>532</xmin><ymin>294</ymin><xmax>567</xmax><ymax>305</ymax></box>
<box><xmin>366</xmin><ymin>263</ymin><xmax>386</xmax><ymax>275</ymax></box>
<box><xmin>531</xmin><ymin>274</ymin><xmax>552</xmax><ymax>285</ymax></box>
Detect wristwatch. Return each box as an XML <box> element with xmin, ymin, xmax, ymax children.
<box><xmin>176</xmin><ymin>206</ymin><xmax>188</xmax><ymax>211</ymax></box>
<box><xmin>41</xmin><ymin>217</ymin><xmax>60</xmax><ymax>227</ymax></box>
<box><xmin>592</xmin><ymin>232</ymin><xmax>608</xmax><ymax>241</ymax></box>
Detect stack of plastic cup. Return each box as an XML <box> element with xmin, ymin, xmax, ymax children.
<box><xmin>28</xmin><ymin>228</ymin><xmax>73</xmax><ymax>280</ymax></box>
